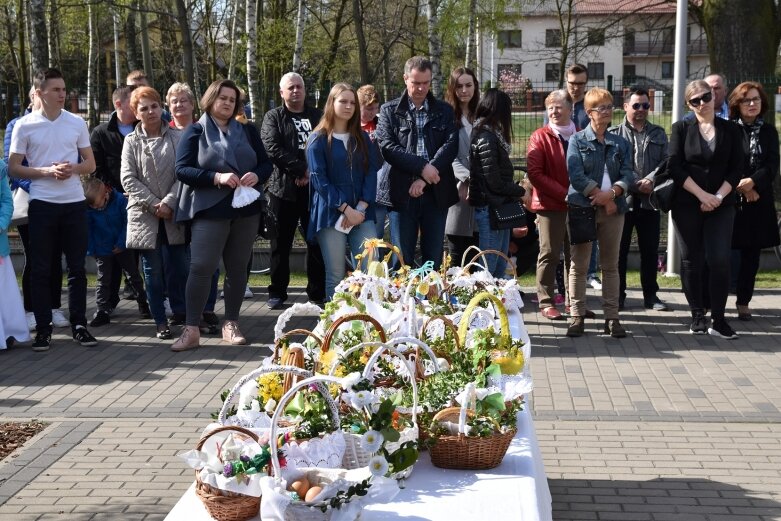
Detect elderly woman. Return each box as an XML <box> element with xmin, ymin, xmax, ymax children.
<box><xmin>167</xmin><ymin>82</ymin><xmax>197</xmax><ymax>130</ymax></box>
<box><xmin>728</xmin><ymin>82</ymin><xmax>779</xmax><ymax>322</ymax></box>
<box><xmin>444</xmin><ymin>67</ymin><xmax>480</xmax><ymax>264</ymax></box>
<box><xmin>527</xmin><ymin>89</ymin><xmax>574</xmax><ymax>320</ymax></box>
<box><xmin>565</xmin><ymin>88</ymin><xmax>634</xmax><ymax>338</ymax></box>
<box><xmin>121</xmin><ymin>86</ymin><xmax>186</xmax><ymax>340</ymax></box>
<box><xmin>669</xmin><ymin>80</ymin><xmax>743</xmax><ymax>339</ymax></box>
<box><xmin>173</xmin><ymin>79</ymin><xmax>273</xmax><ymax>351</ymax></box>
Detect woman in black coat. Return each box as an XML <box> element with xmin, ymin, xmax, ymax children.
<box><xmin>728</xmin><ymin>81</ymin><xmax>780</xmax><ymax>321</ymax></box>
<box><xmin>669</xmin><ymin>80</ymin><xmax>743</xmax><ymax>339</ymax></box>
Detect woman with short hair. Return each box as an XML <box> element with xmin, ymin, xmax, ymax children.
<box><xmin>172</xmin><ymin>79</ymin><xmax>273</xmax><ymax>351</ymax></box>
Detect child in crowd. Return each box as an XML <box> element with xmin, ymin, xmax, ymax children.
<box><xmin>83</xmin><ymin>177</ymin><xmax>149</xmax><ymax>326</ymax></box>
<box><xmin>0</xmin><ymin>159</ymin><xmax>31</xmax><ymax>349</ymax></box>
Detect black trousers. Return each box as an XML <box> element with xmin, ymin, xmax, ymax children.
<box><xmin>618</xmin><ymin>208</ymin><xmax>661</xmax><ymax>304</ymax></box>
<box><xmin>672</xmin><ymin>203</ymin><xmax>735</xmax><ymax>320</ymax></box>
<box><xmin>28</xmin><ymin>200</ymin><xmax>89</xmax><ymax>330</ymax></box>
<box><xmin>447</xmin><ymin>234</ymin><xmax>478</xmax><ymax>267</ymax></box>
<box><xmin>94</xmin><ymin>250</ymin><xmax>146</xmax><ymax>312</ymax></box>
<box><xmin>267</xmin><ymin>191</ymin><xmax>325</xmax><ymax>302</ymax></box>
<box><xmin>735</xmin><ymin>248</ymin><xmax>761</xmax><ymax>306</ymax></box>
<box><xmin>16</xmin><ymin>223</ymin><xmax>63</xmax><ymax>311</ymax></box>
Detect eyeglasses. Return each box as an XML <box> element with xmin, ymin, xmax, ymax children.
<box><xmin>567</xmin><ymin>81</ymin><xmax>587</xmax><ymax>87</ymax></box>
<box><xmin>631</xmin><ymin>102</ymin><xmax>651</xmax><ymax>111</ymax></box>
<box><xmin>688</xmin><ymin>91</ymin><xmax>713</xmax><ymax>107</ymax></box>
<box><xmin>589</xmin><ymin>105</ymin><xmax>613</xmax><ymax>114</ymax></box>
<box><xmin>739</xmin><ymin>97</ymin><xmax>761</xmax><ymax>106</ymax></box>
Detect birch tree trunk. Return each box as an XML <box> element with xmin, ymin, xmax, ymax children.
<box><xmin>47</xmin><ymin>0</ymin><xmax>60</xmax><ymax>68</ymax></box>
<box><xmin>426</xmin><ymin>0</ymin><xmax>442</xmax><ymax>96</ymax></box>
<box><xmin>464</xmin><ymin>0</ymin><xmax>477</xmax><ymax>69</ymax></box>
<box><xmin>16</xmin><ymin>0</ymin><xmax>29</xmax><ymax>97</ymax></box>
<box><xmin>87</xmin><ymin>3</ymin><xmax>99</xmax><ymax>128</ymax></box>
<box><xmin>246</xmin><ymin>0</ymin><xmax>262</xmax><ymax>126</ymax></box>
<box><xmin>292</xmin><ymin>0</ymin><xmax>306</xmax><ymax>72</ymax></box>
<box><xmin>29</xmin><ymin>0</ymin><xmax>48</xmax><ymax>71</ymax></box>
<box><xmin>227</xmin><ymin>0</ymin><xmax>241</xmax><ymax>79</ymax></box>
<box><xmin>112</xmin><ymin>8</ymin><xmax>122</xmax><ymax>86</ymax></box>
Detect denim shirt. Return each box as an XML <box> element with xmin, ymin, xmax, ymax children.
<box><xmin>565</xmin><ymin>124</ymin><xmax>634</xmax><ymax>214</ymax></box>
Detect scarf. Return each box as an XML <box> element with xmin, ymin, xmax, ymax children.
<box><xmin>473</xmin><ymin>118</ymin><xmax>512</xmax><ymax>155</ymax></box>
<box><xmin>735</xmin><ymin>117</ymin><xmax>763</xmax><ymax>170</ymax></box>
<box><xmin>196</xmin><ymin>113</ymin><xmax>257</xmax><ymax>176</ymax></box>
<box><xmin>549</xmin><ymin>120</ymin><xmax>577</xmax><ymax>141</ymax></box>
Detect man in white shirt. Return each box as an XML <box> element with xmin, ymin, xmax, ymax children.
<box><xmin>8</xmin><ymin>68</ymin><xmax>98</xmax><ymax>352</ymax></box>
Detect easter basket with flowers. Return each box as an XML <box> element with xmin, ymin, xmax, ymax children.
<box><xmin>259</xmin><ymin>374</ymin><xmax>403</xmax><ymax>521</ymax></box>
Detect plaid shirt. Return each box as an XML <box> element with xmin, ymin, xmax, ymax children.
<box><xmin>408</xmin><ymin>97</ymin><xmax>429</xmax><ymax>161</ymax></box>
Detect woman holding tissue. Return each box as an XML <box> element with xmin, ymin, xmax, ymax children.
<box><xmin>173</xmin><ymin>79</ymin><xmax>272</xmax><ymax>351</ymax></box>
<box><xmin>307</xmin><ymin>83</ymin><xmax>379</xmax><ymax>301</ymax></box>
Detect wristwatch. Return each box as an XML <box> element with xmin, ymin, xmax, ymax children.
<box><xmin>715</xmin><ymin>193</ymin><xmax>723</xmax><ymax>201</ymax></box>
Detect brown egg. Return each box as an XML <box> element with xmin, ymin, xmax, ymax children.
<box><xmin>287</xmin><ymin>477</ymin><xmax>310</xmax><ymax>499</ymax></box>
<box><xmin>304</xmin><ymin>485</ymin><xmax>323</xmax><ymax>502</ymax></box>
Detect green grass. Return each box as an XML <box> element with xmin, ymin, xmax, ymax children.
<box><xmin>28</xmin><ymin>269</ymin><xmax>781</xmax><ymax>290</ymax></box>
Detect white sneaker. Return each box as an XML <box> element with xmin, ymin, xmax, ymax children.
<box><xmin>26</xmin><ymin>312</ymin><xmax>36</xmax><ymax>331</ymax></box>
<box><xmin>587</xmin><ymin>276</ymin><xmax>602</xmax><ymax>290</ymax></box>
<box><xmin>51</xmin><ymin>309</ymin><xmax>70</xmax><ymax>328</ymax></box>
<box><xmin>163</xmin><ymin>298</ymin><xmax>173</xmax><ymax>317</ymax></box>
<box><xmin>244</xmin><ymin>285</ymin><xmax>253</xmax><ymax>298</ymax></box>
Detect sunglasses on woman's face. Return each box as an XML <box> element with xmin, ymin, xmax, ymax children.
<box><xmin>688</xmin><ymin>91</ymin><xmax>713</xmax><ymax>107</ymax></box>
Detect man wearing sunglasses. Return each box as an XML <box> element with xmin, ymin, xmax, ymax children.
<box><xmin>608</xmin><ymin>88</ymin><xmax>669</xmax><ymax>312</ymax></box>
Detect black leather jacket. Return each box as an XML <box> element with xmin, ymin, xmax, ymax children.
<box><xmin>91</xmin><ymin>112</ymin><xmax>132</xmax><ymax>192</ymax></box>
<box><xmin>261</xmin><ymin>104</ymin><xmax>323</xmax><ymax>202</ymax></box>
<box><xmin>375</xmin><ymin>92</ymin><xmax>458</xmax><ymax>210</ymax></box>
<box><xmin>468</xmin><ymin>127</ymin><xmax>524</xmax><ymax>208</ymax></box>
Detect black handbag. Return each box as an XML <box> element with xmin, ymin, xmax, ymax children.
<box><xmin>567</xmin><ymin>204</ymin><xmax>597</xmax><ymax>245</ymax></box>
<box><xmin>650</xmin><ymin>159</ymin><xmax>675</xmax><ymax>212</ymax></box>
<box><xmin>489</xmin><ymin>201</ymin><xmax>526</xmax><ymax>230</ymax></box>
<box><xmin>258</xmin><ymin>192</ymin><xmax>278</xmax><ymax>240</ymax></box>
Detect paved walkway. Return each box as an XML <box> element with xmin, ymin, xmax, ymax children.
<box><xmin>1</xmin><ymin>286</ymin><xmax>780</xmax><ymax>520</ymax></box>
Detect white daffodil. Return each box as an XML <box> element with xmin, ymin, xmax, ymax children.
<box><xmin>341</xmin><ymin>372</ymin><xmax>362</xmax><ymax>391</ymax></box>
<box><xmin>263</xmin><ymin>398</ymin><xmax>277</xmax><ymax>414</ymax></box>
<box><xmin>349</xmin><ymin>390</ymin><xmax>378</xmax><ymax>409</ymax></box>
<box><xmin>360</xmin><ymin>430</ymin><xmax>384</xmax><ymax>453</ymax></box>
<box><xmin>368</xmin><ymin>455</ymin><xmax>389</xmax><ymax>477</ymax></box>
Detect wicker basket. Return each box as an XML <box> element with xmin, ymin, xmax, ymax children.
<box><xmin>420</xmin><ymin>314</ymin><xmax>461</xmax><ymax>361</ymax></box>
<box><xmin>272</xmin><ymin>329</ymin><xmax>323</xmax><ymax>392</ymax></box>
<box><xmin>194</xmin><ymin>425</ymin><xmax>264</xmax><ymax>521</ymax></box>
<box><xmin>459</xmin><ymin>247</ymin><xmax>518</xmax><ymax>279</ymax></box>
<box><xmin>428</xmin><ymin>406</ymin><xmax>516</xmax><ymax>470</ymax></box>
<box><xmin>321</xmin><ymin>313</ymin><xmax>388</xmax><ymax>353</ymax></box>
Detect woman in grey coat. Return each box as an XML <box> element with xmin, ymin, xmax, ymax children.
<box><xmin>121</xmin><ymin>86</ymin><xmax>186</xmax><ymax>340</ymax></box>
<box><xmin>444</xmin><ymin>67</ymin><xmax>480</xmax><ymax>265</ymax></box>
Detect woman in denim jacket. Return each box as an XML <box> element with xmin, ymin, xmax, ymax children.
<box><xmin>307</xmin><ymin>83</ymin><xmax>379</xmax><ymax>300</ymax></box>
<box><xmin>565</xmin><ymin>88</ymin><xmax>634</xmax><ymax>338</ymax></box>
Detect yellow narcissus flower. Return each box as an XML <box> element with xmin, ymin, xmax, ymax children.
<box><xmin>257</xmin><ymin>373</ymin><xmax>284</xmax><ymax>404</ymax></box>
<box><xmin>319</xmin><ymin>350</ymin><xmax>339</xmax><ymax>373</ymax></box>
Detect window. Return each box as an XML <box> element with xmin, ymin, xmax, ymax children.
<box><xmin>661</xmin><ymin>61</ymin><xmax>673</xmax><ymax>79</ymax></box>
<box><xmin>662</xmin><ymin>27</ymin><xmax>674</xmax><ymax>53</ymax></box>
<box><xmin>545</xmin><ymin>29</ymin><xmax>561</xmax><ymax>48</ymax></box>
<box><xmin>498</xmin><ymin>30</ymin><xmax>522</xmax><ymax>48</ymax></box>
<box><xmin>587</xmin><ymin>29</ymin><xmax>605</xmax><ymax>46</ymax></box>
<box><xmin>587</xmin><ymin>62</ymin><xmax>604</xmax><ymax>80</ymax></box>
<box><xmin>623</xmin><ymin>65</ymin><xmax>636</xmax><ymax>81</ymax></box>
<box><xmin>545</xmin><ymin>64</ymin><xmax>560</xmax><ymax>82</ymax></box>
<box><xmin>624</xmin><ymin>29</ymin><xmax>635</xmax><ymax>53</ymax></box>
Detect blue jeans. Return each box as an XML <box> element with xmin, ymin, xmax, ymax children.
<box><xmin>389</xmin><ymin>191</ymin><xmax>447</xmax><ymax>269</ymax></box>
<box><xmin>317</xmin><ymin>221</ymin><xmax>377</xmax><ymax>300</ymax></box>
<box><xmin>140</xmin><ymin>241</ymin><xmax>188</xmax><ymax>326</ymax></box>
<box><xmin>474</xmin><ymin>206</ymin><xmax>511</xmax><ymax>278</ymax></box>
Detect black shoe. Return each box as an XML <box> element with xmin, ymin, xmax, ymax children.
<box><xmin>267</xmin><ymin>297</ymin><xmax>285</xmax><ymax>310</ymax></box>
<box><xmin>604</xmin><ymin>319</ymin><xmax>627</xmax><ymax>338</ymax></box>
<box><xmin>73</xmin><ymin>325</ymin><xmax>98</xmax><ymax>346</ymax></box>
<box><xmin>202</xmin><ymin>311</ymin><xmax>219</xmax><ymax>326</ymax></box>
<box><xmin>566</xmin><ymin>317</ymin><xmax>585</xmax><ymax>337</ymax></box>
<box><xmin>645</xmin><ymin>297</ymin><xmax>670</xmax><ymax>311</ymax></box>
<box><xmin>89</xmin><ymin>311</ymin><xmax>111</xmax><ymax>327</ymax></box>
<box><xmin>169</xmin><ymin>313</ymin><xmax>186</xmax><ymax>326</ymax></box>
<box><xmin>199</xmin><ymin>312</ymin><xmax>219</xmax><ymax>335</ymax></box>
<box><xmin>32</xmin><ymin>329</ymin><xmax>52</xmax><ymax>352</ymax></box>
<box><xmin>689</xmin><ymin>314</ymin><xmax>707</xmax><ymax>335</ymax></box>
<box><xmin>138</xmin><ymin>301</ymin><xmax>151</xmax><ymax>319</ymax></box>
<box><xmin>708</xmin><ymin>319</ymin><xmax>738</xmax><ymax>339</ymax></box>
<box><xmin>156</xmin><ymin>326</ymin><xmax>173</xmax><ymax>340</ymax></box>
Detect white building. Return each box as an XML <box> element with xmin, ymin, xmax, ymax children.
<box><xmin>478</xmin><ymin>0</ymin><xmax>710</xmax><ymax>93</ymax></box>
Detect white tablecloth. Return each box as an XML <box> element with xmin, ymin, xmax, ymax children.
<box><xmin>165</xmin><ymin>407</ymin><xmax>551</xmax><ymax>521</ymax></box>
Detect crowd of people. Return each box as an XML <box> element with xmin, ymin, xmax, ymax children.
<box><xmin>1</xmin><ymin>59</ymin><xmax>778</xmax><ymax>353</ymax></box>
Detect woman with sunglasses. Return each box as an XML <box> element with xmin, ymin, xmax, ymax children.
<box><xmin>727</xmin><ymin>82</ymin><xmax>780</xmax><ymax>321</ymax></box>
<box><xmin>669</xmin><ymin>80</ymin><xmax>744</xmax><ymax>339</ymax></box>
<box><xmin>565</xmin><ymin>88</ymin><xmax>634</xmax><ymax>338</ymax></box>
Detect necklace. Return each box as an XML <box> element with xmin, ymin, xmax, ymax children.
<box><xmin>699</xmin><ymin>122</ymin><xmax>715</xmax><ymax>140</ymax></box>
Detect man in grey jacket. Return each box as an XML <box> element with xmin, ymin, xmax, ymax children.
<box><xmin>608</xmin><ymin>88</ymin><xmax>669</xmax><ymax>311</ymax></box>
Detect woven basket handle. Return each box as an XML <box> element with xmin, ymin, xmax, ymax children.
<box><xmin>457</xmin><ymin>291</ymin><xmax>511</xmax><ymax>346</ymax></box>
<box><xmin>421</xmin><ymin>315</ymin><xmax>461</xmax><ymax>352</ymax></box>
<box><xmin>196</xmin><ymin>424</ymin><xmax>261</xmax><ymax>452</ymax></box>
<box><xmin>217</xmin><ymin>365</ymin><xmax>314</xmax><ymax>425</ymax></box>
<box><xmin>361</xmin><ymin>343</ymin><xmax>419</xmax><ymax>425</ymax></box>
<box><xmin>321</xmin><ymin>313</ymin><xmax>387</xmax><ymax>353</ymax></box>
<box><xmin>269</xmin><ymin>374</ymin><xmax>346</xmax><ymax>479</ymax></box>
<box><xmin>460</xmin><ymin>245</ymin><xmax>486</xmax><ymax>269</ymax></box>
<box><xmin>466</xmin><ymin>249</ymin><xmax>517</xmax><ymax>279</ymax></box>
<box><xmin>272</xmin><ymin>328</ymin><xmax>323</xmax><ymax>362</ymax></box>
<box><xmin>361</xmin><ymin>239</ymin><xmax>406</xmax><ymax>268</ymax></box>
<box><xmin>401</xmin><ymin>268</ymin><xmax>444</xmax><ymax>336</ymax></box>
<box><xmin>386</xmin><ymin>336</ymin><xmax>442</xmax><ymax>381</ymax></box>
<box><xmin>273</xmin><ymin>303</ymin><xmax>323</xmax><ymax>344</ymax></box>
